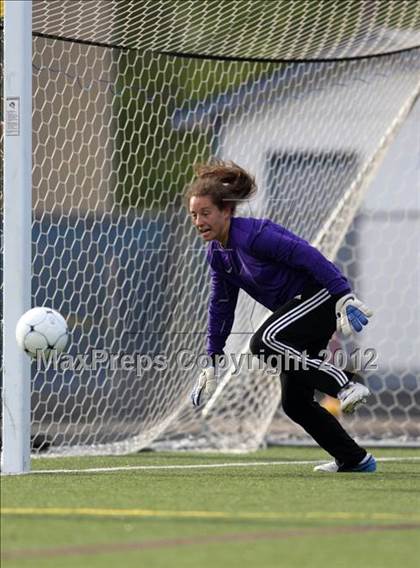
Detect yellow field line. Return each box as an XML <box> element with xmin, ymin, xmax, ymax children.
<box><xmin>2</xmin><ymin>507</ymin><xmax>420</xmax><ymax>523</ymax></box>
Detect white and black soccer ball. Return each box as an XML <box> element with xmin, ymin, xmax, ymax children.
<box><xmin>15</xmin><ymin>307</ymin><xmax>69</xmax><ymax>358</ymax></box>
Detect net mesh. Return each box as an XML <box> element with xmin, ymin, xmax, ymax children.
<box><xmin>2</xmin><ymin>0</ymin><xmax>420</xmax><ymax>454</ymax></box>
<box><xmin>32</xmin><ymin>0</ymin><xmax>420</xmax><ymax>59</ymax></box>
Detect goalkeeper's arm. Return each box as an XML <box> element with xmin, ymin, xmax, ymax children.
<box><xmin>249</xmin><ymin>221</ymin><xmax>372</xmax><ymax>335</ymax></box>
<box><xmin>191</xmin><ymin>269</ymin><xmax>239</xmax><ymax>407</ymax></box>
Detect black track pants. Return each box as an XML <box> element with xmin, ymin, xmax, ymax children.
<box><xmin>250</xmin><ymin>285</ymin><xmax>367</xmax><ymax>466</ymax></box>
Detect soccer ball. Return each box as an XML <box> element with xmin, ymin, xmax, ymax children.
<box><xmin>320</xmin><ymin>395</ymin><xmax>342</xmax><ymax>418</ymax></box>
<box><xmin>15</xmin><ymin>307</ymin><xmax>69</xmax><ymax>358</ymax></box>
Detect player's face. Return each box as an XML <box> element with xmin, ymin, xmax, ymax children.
<box><xmin>189</xmin><ymin>196</ymin><xmax>231</xmax><ymax>244</ymax></box>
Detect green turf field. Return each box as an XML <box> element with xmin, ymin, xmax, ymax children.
<box><xmin>2</xmin><ymin>446</ymin><xmax>420</xmax><ymax>567</ymax></box>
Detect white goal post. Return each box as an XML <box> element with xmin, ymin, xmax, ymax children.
<box><xmin>2</xmin><ymin>0</ymin><xmax>32</xmax><ymax>474</ymax></box>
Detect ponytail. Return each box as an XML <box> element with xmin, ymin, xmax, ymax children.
<box><xmin>185</xmin><ymin>159</ymin><xmax>257</xmax><ymax>213</ymax></box>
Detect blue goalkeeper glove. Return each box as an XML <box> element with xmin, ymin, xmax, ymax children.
<box><xmin>335</xmin><ymin>293</ymin><xmax>373</xmax><ymax>336</ymax></box>
<box><xmin>191</xmin><ymin>367</ymin><xmax>218</xmax><ymax>407</ymax></box>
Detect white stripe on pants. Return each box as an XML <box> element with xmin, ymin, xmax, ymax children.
<box><xmin>261</xmin><ymin>289</ymin><xmax>348</xmax><ymax>387</ymax></box>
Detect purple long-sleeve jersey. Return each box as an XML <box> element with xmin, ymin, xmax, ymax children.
<box><xmin>206</xmin><ymin>217</ymin><xmax>351</xmax><ymax>356</ymax></box>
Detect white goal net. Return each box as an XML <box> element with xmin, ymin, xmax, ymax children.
<box><xmin>1</xmin><ymin>0</ymin><xmax>420</xmax><ymax>455</ymax></box>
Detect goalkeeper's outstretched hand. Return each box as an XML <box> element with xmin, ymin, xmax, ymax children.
<box><xmin>335</xmin><ymin>293</ymin><xmax>373</xmax><ymax>336</ymax></box>
<box><xmin>191</xmin><ymin>367</ymin><xmax>217</xmax><ymax>407</ymax></box>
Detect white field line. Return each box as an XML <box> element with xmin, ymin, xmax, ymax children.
<box><xmin>18</xmin><ymin>456</ymin><xmax>420</xmax><ymax>475</ymax></box>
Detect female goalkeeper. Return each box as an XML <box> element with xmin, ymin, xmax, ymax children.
<box><xmin>187</xmin><ymin>160</ymin><xmax>376</xmax><ymax>473</ymax></box>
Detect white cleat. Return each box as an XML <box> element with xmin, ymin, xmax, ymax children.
<box><xmin>314</xmin><ymin>454</ymin><xmax>376</xmax><ymax>473</ymax></box>
<box><xmin>338</xmin><ymin>382</ymin><xmax>370</xmax><ymax>414</ymax></box>
<box><xmin>314</xmin><ymin>461</ymin><xmax>339</xmax><ymax>473</ymax></box>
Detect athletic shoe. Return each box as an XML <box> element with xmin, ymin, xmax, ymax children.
<box><xmin>314</xmin><ymin>453</ymin><xmax>377</xmax><ymax>473</ymax></box>
<box><xmin>338</xmin><ymin>381</ymin><xmax>370</xmax><ymax>414</ymax></box>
